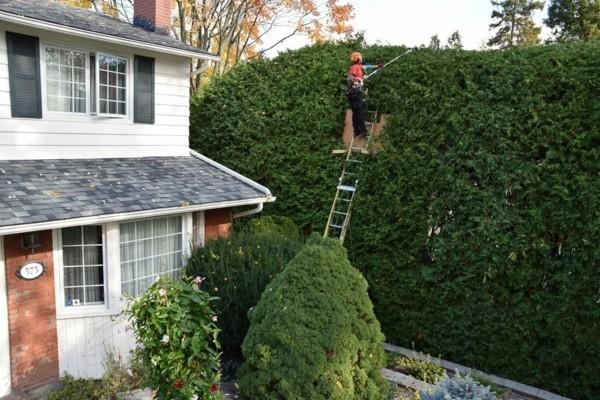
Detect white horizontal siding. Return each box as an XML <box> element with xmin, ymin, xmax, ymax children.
<box><xmin>57</xmin><ymin>315</ymin><xmax>136</xmax><ymax>379</ymax></box>
<box><xmin>0</xmin><ymin>24</ymin><xmax>193</xmax><ymax>160</ymax></box>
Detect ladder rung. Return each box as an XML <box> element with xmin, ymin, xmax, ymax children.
<box><xmin>333</xmin><ymin>211</ymin><xmax>348</xmax><ymax>216</ymax></box>
<box><xmin>332</xmin><ymin>149</ymin><xmax>348</xmax><ymax>155</ymax></box>
<box><xmin>348</xmin><ymin>159</ymin><xmax>362</xmax><ymax>163</ymax></box>
<box><xmin>351</xmin><ymin>147</ymin><xmax>370</xmax><ymax>154</ymax></box>
<box><xmin>329</xmin><ymin>224</ymin><xmax>344</xmax><ymax>229</ymax></box>
<box><xmin>337</xmin><ymin>185</ymin><xmax>356</xmax><ymax>192</ymax></box>
<box><xmin>336</xmin><ymin>198</ymin><xmax>352</xmax><ymax>203</ymax></box>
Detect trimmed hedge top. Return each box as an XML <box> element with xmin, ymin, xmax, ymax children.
<box><xmin>191</xmin><ymin>41</ymin><xmax>600</xmax><ymax>399</ymax></box>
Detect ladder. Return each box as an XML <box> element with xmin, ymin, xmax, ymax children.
<box><xmin>324</xmin><ymin>110</ymin><xmax>378</xmax><ymax>243</ymax></box>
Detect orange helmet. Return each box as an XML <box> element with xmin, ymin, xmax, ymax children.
<box><xmin>351</xmin><ymin>52</ymin><xmax>362</xmax><ymax>63</ymax></box>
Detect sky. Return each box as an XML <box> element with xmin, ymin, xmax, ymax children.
<box><xmin>266</xmin><ymin>0</ymin><xmax>551</xmax><ymax>56</ymax></box>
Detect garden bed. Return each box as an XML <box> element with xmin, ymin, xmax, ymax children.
<box><xmin>383</xmin><ymin>343</ymin><xmax>570</xmax><ymax>400</ymax></box>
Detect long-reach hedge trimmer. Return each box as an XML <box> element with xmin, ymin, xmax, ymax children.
<box><xmin>364</xmin><ymin>48</ymin><xmax>415</xmax><ymax>81</ymax></box>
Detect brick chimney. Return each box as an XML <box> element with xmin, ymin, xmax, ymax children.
<box><xmin>134</xmin><ymin>0</ymin><xmax>171</xmax><ymax>35</ymax></box>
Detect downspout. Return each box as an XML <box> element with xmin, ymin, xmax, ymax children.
<box><xmin>232</xmin><ymin>202</ymin><xmax>263</xmax><ymax>219</ymax></box>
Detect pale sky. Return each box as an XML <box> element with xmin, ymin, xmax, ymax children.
<box><xmin>266</xmin><ymin>0</ymin><xmax>551</xmax><ymax>55</ymax></box>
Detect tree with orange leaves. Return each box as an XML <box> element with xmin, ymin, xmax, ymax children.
<box><xmin>62</xmin><ymin>0</ymin><xmax>354</xmax><ymax>91</ymax></box>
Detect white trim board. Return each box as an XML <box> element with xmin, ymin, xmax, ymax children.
<box><xmin>0</xmin><ymin>236</ymin><xmax>10</xmax><ymax>397</ymax></box>
<box><xmin>0</xmin><ymin>196</ymin><xmax>272</xmax><ymax>236</ymax></box>
<box><xmin>0</xmin><ymin>11</ymin><xmax>220</xmax><ymax>61</ymax></box>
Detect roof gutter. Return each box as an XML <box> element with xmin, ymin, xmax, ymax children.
<box><xmin>0</xmin><ymin>196</ymin><xmax>270</xmax><ymax>236</ymax></box>
<box><xmin>232</xmin><ymin>202</ymin><xmax>263</xmax><ymax>219</ymax></box>
<box><xmin>0</xmin><ymin>11</ymin><xmax>221</xmax><ymax>61</ymax></box>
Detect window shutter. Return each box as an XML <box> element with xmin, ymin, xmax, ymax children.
<box><xmin>134</xmin><ymin>55</ymin><xmax>155</xmax><ymax>124</ymax></box>
<box><xmin>6</xmin><ymin>32</ymin><xmax>42</xmax><ymax>118</ymax></box>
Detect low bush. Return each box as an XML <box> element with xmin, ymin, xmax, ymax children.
<box><xmin>391</xmin><ymin>355</ymin><xmax>445</xmax><ymax>384</ymax></box>
<box><xmin>238</xmin><ymin>236</ymin><xmax>385</xmax><ymax>399</ymax></box>
<box><xmin>185</xmin><ymin>231</ymin><xmax>302</xmax><ymax>356</ymax></box>
<box><xmin>48</xmin><ymin>351</ymin><xmax>142</xmax><ymax>400</ymax></box>
<box><xmin>127</xmin><ymin>276</ymin><xmax>221</xmax><ymax>400</ymax></box>
<box><xmin>242</xmin><ymin>215</ymin><xmax>302</xmax><ymax>241</ymax></box>
<box><xmin>421</xmin><ymin>373</ymin><xmax>496</xmax><ymax>400</ymax></box>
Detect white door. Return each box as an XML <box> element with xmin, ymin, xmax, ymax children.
<box><xmin>0</xmin><ymin>237</ymin><xmax>11</xmax><ymax>396</ymax></box>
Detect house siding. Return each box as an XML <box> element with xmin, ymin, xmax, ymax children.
<box><xmin>0</xmin><ymin>22</ymin><xmax>191</xmax><ymax>160</ymax></box>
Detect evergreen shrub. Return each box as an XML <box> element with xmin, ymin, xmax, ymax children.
<box><xmin>238</xmin><ymin>236</ymin><xmax>385</xmax><ymax>399</ymax></box>
<box><xmin>191</xmin><ymin>41</ymin><xmax>600</xmax><ymax>399</ymax></box>
<box><xmin>185</xmin><ymin>230</ymin><xmax>302</xmax><ymax>355</ymax></box>
<box><xmin>241</xmin><ymin>215</ymin><xmax>301</xmax><ymax>241</ymax></box>
<box><xmin>391</xmin><ymin>355</ymin><xmax>445</xmax><ymax>384</ymax></box>
<box><xmin>421</xmin><ymin>373</ymin><xmax>496</xmax><ymax>400</ymax></box>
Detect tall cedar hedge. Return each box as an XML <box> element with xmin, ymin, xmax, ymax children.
<box><xmin>191</xmin><ymin>41</ymin><xmax>600</xmax><ymax>399</ymax></box>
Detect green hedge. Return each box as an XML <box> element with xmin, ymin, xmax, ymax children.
<box><xmin>185</xmin><ymin>230</ymin><xmax>302</xmax><ymax>356</ymax></box>
<box><xmin>191</xmin><ymin>41</ymin><xmax>600</xmax><ymax>399</ymax></box>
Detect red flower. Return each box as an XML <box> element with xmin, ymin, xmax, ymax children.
<box><xmin>173</xmin><ymin>380</ymin><xmax>184</xmax><ymax>389</ymax></box>
<box><xmin>210</xmin><ymin>384</ymin><xmax>218</xmax><ymax>393</ymax></box>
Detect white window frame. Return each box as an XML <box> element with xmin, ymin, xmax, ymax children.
<box><xmin>52</xmin><ymin>213</ymin><xmax>195</xmax><ymax>318</ymax></box>
<box><xmin>39</xmin><ymin>42</ymin><xmax>134</xmax><ymax>121</ymax></box>
<box><xmin>119</xmin><ymin>215</ymin><xmax>188</xmax><ymax>298</ymax></box>
<box><xmin>53</xmin><ymin>225</ymin><xmax>111</xmax><ymax>319</ymax></box>
<box><xmin>40</xmin><ymin>43</ymin><xmax>91</xmax><ymax>116</ymax></box>
<box><xmin>96</xmin><ymin>52</ymin><xmax>131</xmax><ymax>119</ymax></box>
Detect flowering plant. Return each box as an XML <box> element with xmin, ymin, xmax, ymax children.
<box><xmin>127</xmin><ymin>275</ymin><xmax>221</xmax><ymax>400</ymax></box>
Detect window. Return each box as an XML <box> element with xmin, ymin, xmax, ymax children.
<box><xmin>120</xmin><ymin>217</ymin><xmax>183</xmax><ymax>297</ymax></box>
<box><xmin>98</xmin><ymin>54</ymin><xmax>128</xmax><ymax>116</ymax></box>
<box><xmin>61</xmin><ymin>226</ymin><xmax>105</xmax><ymax>307</ymax></box>
<box><xmin>45</xmin><ymin>47</ymin><xmax>87</xmax><ymax>113</ymax></box>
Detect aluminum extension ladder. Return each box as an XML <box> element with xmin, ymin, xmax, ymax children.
<box><xmin>324</xmin><ymin>110</ymin><xmax>378</xmax><ymax>243</ymax></box>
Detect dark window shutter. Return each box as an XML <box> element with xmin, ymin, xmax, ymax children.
<box><xmin>134</xmin><ymin>55</ymin><xmax>155</xmax><ymax>124</ymax></box>
<box><xmin>6</xmin><ymin>32</ymin><xmax>42</xmax><ymax>118</ymax></box>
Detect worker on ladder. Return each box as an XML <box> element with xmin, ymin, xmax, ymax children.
<box><xmin>347</xmin><ymin>52</ymin><xmax>382</xmax><ymax>139</ymax></box>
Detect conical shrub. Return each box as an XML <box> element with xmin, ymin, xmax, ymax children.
<box><xmin>238</xmin><ymin>236</ymin><xmax>385</xmax><ymax>399</ymax></box>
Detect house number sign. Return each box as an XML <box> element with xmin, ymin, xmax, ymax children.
<box><xmin>16</xmin><ymin>262</ymin><xmax>45</xmax><ymax>280</ymax></box>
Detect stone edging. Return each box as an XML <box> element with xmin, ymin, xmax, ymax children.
<box><xmin>383</xmin><ymin>343</ymin><xmax>571</xmax><ymax>400</ymax></box>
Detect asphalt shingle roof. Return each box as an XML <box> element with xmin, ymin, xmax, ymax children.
<box><xmin>0</xmin><ymin>0</ymin><xmax>214</xmax><ymax>57</ymax></box>
<box><xmin>0</xmin><ymin>156</ymin><xmax>269</xmax><ymax>229</ymax></box>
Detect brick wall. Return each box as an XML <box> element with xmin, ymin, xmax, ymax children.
<box><xmin>4</xmin><ymin>231</ymin><xmax>59</xmax><ymax>391</ymax></box>
<box><xmin>204</xmin><ymin>208</ymin><xmax>232</xmax><ymax>241</ymax></box>
<box><xmin>134</xmin><ymin>0</ymin><xmax>171</xmax><ymax>32</ymax></box>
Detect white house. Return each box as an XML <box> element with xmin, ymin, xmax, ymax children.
<box><xmin>0</xmin><ymin>0</ymin><xmax>273</xmax><ymax>396</ymax></box>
